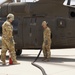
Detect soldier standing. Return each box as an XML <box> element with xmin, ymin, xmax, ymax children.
<box><xmin>1</xmin><ymin>13</ymin><xmax>20</xmax><ymax>65</ymax></box>
<box><xmin>42</xmin><ymin>21</ymin><xmax>51</xmax><ymax>61</ymax></box>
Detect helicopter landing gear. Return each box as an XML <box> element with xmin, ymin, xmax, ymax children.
<box><xmin>16</xmin><ymin>49</ymin><xmax>22</xmax><ymax>56</ymax></box>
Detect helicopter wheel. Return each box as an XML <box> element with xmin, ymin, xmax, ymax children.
<box><xmin>16</xmin><ymin>49</ymin><xmax>22</xmax><ymax>56</ymax></box>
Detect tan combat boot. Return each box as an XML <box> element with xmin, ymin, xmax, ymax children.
<box><xmin>2</xmin><ymin>61</ymin><xmax>6</xmax><ymax>65</ymax></box>
<box><xmin>42</xmin><ymin>57</ymin><xmax>47</xmax><ymax>61</ymax></box>
<box><xmin>13</xmin><ymin>61</ymin><xmax>20</xmax><ymax>65</ymax></box>
<box><xmin>44</xmin><ymin>58</ymin><xmax>50</xmax><ymax>62</ymax></box>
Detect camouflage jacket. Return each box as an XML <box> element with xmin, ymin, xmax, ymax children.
<box><xmin>2</xmin><ymin>20</ymin><xmax>14</xmax><ymax>43</ymax></box>
<box><xmin>43</xmin><ymin>27</ymin><xmax>51</xmax><ymax>45</ymax></box>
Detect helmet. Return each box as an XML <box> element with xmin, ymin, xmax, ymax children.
<box><xmin>7</xmin><ymin>13</ymin><xmax>14</xmax><ymax>21</ymax></box>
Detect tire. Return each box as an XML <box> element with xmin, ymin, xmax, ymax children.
<box><xmin>16</xmin><ymin>49</ymin><xmax>22</xmax><ymax>56</ymax></box>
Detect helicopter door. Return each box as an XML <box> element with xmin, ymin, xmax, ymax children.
<box><xmin>23</xmin><ymin>18</ymin><xmax>38</xmax><ymax>48</ymax></box>
<box><xmin>23</xmin><ymin>17</ymin><xmax>46</xmax><ymax>49</ymax></box>
<box><xmin>23</xmin><ymin>18</ymin><xmax>30</xmax><ymax>48</ymax></box>
<box><xmin>29</xmin><ymin>17</ymin><xmax>45</xmax><ymax>48</ymax></box>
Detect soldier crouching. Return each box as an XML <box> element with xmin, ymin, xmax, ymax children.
<box><xmin>42</xmin><ymin>21</ymin><xmax>51</xmax><ymax>62</ymax></box>
<box><xmin>1</xmin><ymin>13</ymin><xmax>20</xmax><ymax>65</ymax></box>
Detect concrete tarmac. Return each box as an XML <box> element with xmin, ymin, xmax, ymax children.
<box><xmin>0</xmin><ymin>48</ymin><xmax>75</xmax><ymax>75</ymax></box>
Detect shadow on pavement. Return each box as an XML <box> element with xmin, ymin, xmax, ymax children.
<box><xmin>0</xmin><ymin>54</ymin><xmax>75</xmax><ymax>68</ymax></box>
<box><xmin>0</xmin><ymin>54</ymin><xmax>75</xmax><ymax>63</ymax></box>
<box><xmin>17</xmin><ymin>55</ymin><xmax>75</xmax><ymax>68</ymax></box>
<box><xmin>17</xmin><ymin>54</ymin><xmax>75</xmax><ymax>62</ymax></box>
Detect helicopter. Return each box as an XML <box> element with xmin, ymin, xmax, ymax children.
<box><xmin>0</xmin><ymin>0</ymin><xmax>75</xmax><ymax>55</ymax></box>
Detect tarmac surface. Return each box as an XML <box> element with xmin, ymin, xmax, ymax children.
<box><xmin>0</xmin><ymin>48</ymin><xmax>75</xmax><ymax>75</ymax></box>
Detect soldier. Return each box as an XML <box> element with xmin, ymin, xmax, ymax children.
<box><xmin>42</xmin><ymin>21</ymin><xmax>51</xmax><ymax>62</ymax></box>
<box><xmin>1</xmin><ymin>13</ymin><xmax>20</xmax><ymax>65</ymax></box>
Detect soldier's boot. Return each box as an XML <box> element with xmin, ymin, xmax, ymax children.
<box><xmin>44</xmin><ymin>54</ymin><xmax>50</xmax><ymax>62</ymax></box>
<box><xmin>1</xmin><ymin>53</ymin><xmax>6</xmax><ymax>65</ymax></box>
<box><xmin>42</xmin><ymin>57</ymin><xmax>47</xmax><ymax>61</ymax></box>
<box><xmin>44</xmin><ymin>58</ymin><xmax>50</xmax><ymax>62</ymax></box>
<box><xmin>42</xmin><ymin>51</ymin><xmax>47</xmax><ymax>61</ymax></box>
<box><xmin>13</xmin><ymin>61</ymin><xmax>20</xmax><ymax>65</ymax></box>
<box><xmin>44</xmin><ymin>50</ymin><xmax>51</xmax><ymax>62</ymax></box>
<box><xmin>10</xmin><ymin>52</ymin><xmax>20</xmax><ymax>65</ymax></box>
<box><xmin>1</xmin><ymin>59</ymin><xmax>6</xmax><ymax>65</ymax></box>
<box><xmin>2</xmin><ymin>61</ymin><xmax>6</xmax><ymax>65</ymax></box>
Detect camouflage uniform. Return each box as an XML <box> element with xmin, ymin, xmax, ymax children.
<box><xmin>1</xmin><ymin>20</ymin><xmax>17</xmax><ymax>64</ymax></box>
<box><xmin>42</xmin><ymin>27</ymin><xmax>51</xmax><ymax>59</ymax></box>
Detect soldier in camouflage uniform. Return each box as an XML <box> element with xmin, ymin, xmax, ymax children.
<box><xmin>1</xmin><ymin>13</ymin><xmax>20</xmax><ymax>65</ymax></box>
<box><xmin>42</xmin><ymin>21</ymin><xmax>51</xmax><ymax>61</ymax></box>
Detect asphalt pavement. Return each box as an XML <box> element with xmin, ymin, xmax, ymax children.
<box><xmin>0</xmin><ymin>48</ymin><xmax>75</xmax><ymax>75</ymax></box>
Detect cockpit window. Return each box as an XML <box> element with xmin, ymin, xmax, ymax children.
<box><xmin>63</xmin><ymin>0</ymin><xmax>75</xmax><ymax>6</ymax></box>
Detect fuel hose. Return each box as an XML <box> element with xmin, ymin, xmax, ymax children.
<box><xmin>31</xmin><ymin>49</ymin><xmax>47</xmax><ymax>75</ymax></box>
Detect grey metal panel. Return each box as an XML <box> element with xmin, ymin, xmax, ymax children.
<box><xmin>1</xmin><ymin>3</ymin><xmax>8</xmax><ymax>17</ymax></box>
<box><xmin>13</xmin><ymin>18</ymin><xmax>23</xmax><ymax>49</ymax></box>
<box><xmin>23</xmin><ymin>18</ymin><xmax>32</xmax><ymax>48</ymax></box>
<box><xmin>23</xmin><ymin>17</ymin><xmax>44</xmax><ymax>49</ymax></box>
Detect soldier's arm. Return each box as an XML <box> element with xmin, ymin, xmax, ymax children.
<box><xmin>5</xmin><ymin>24</ymin><xmax>13</xmax><ymax>39</ymax></box>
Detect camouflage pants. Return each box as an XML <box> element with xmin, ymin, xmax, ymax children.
<box><xmin>1</xmin><ymin>38</ymin><xmax>17</xmax><ymax>63</ymax></box>
<box><xmin>42</xmin><ymin>43</ymin><xmax>51</xmax><ymax>59</ymax></box>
